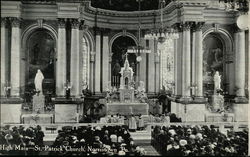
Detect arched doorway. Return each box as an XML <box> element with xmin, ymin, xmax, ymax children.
<box><xmin>111</xmin><ymin>36</ymin><xmax>137</xmax><ymax>87</ymax></box>
<box><xmin>25</xmin><ymin>28</ymin><xmax>56</xmax><ymax>95</ymax></box>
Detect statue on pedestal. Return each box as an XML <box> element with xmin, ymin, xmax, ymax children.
<box><xmin>33</xmin><ymin>69</ymin><xmax>45</xmax><ymax>113</ymax></box>
<box><xmin>34</xmin><ymin>69</ymin><xmax>44</xmax><ymax>94</ymax></box>
<box><xmin>211</xmin><ymin>71</ymin><xmax>224</xmax><ymax>112</ymax></box>
<box><xmin>213</xmin><ymin>71</ymin><xmax>221</xmax><ymax>93</ymax></box>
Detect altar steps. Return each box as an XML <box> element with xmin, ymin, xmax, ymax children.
<box><xmin>130</xmin><ymin>130</ymin><xmax>151</xmax><ymax>144</ymax></box>
<box><xmin>141</xmin><ymin>145</ymin><xmax>161</xmax><ymax>156</ymax></box>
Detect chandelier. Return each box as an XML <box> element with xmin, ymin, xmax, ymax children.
<box><xmin>144</xmin><ymin>0</ymin><xmax>179</xmax><ymax>43</ymax></box>
<box><xmin>127</xmin><ymin>0</ymin><xmax>151</xmax><ymax>62</ymax></box>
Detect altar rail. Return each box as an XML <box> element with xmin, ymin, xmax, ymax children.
<box><xmin>146</xmin><ymin>122</ymin><xmax>248</xmax><ymax>132</ymax></box>
<box><xmin>1</xmin><ymin>122</ymin><xmax>248</xmax><ymax>134</ymax></box>
<box><xmin>0</xmin><ymin>123</ymin><xmax>124</xmax><ymax>134</ymax></box>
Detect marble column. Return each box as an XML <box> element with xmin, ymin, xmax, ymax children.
<box><xmin>70</xmin><ymin>19</ymin><xmax>80</xmax><ymax>96</ymax></box>
<box><xmin>140</xmin><ymin>39</ymin><xmax>147</xmax><ymax>85</ymax></box>
<box><xmin>235</xmin><ymin>29</ymin><xmax>247</xmax><ymax>101</ymax></box>
<box><xmin>155</xmin><ymin>53</ymin><xmax>160</xmax><ymax>93</ymax></box>
<box><xmin>10</xmin><ymin>18</ymin><xmax>21</xmax><ymax>97</ymax></box>
<box><xmin>56</xmin><ymin>18</ymin><xmax>67</xmax><ymax>96</ymax></box>
<box><xmin>148</xmin><ymin>39</ymin><xmax>155</xmax><ymax>94</ymax></box>
<box><xmin>90</xmin><ymin>53</ymin><xmax>95</xmax><ymax>92</ymax></box>
<box><xmin>181</xmin><ymin>23</ymin><xmax>191</xmax><ymax>99</ymax></box>
<box><xmin>191</xmin><ymin>30</ymin><xmax>196</xmax><ymax>96</ymax></box>
<box><xmin>1</xmin><ymin>18</ymin><xmax>9</xmax><ymax>97</ymax></box>
<box><xmin>195</xmin><ymin>23</ymin><xmax>204</xmax><ymax>98</ymax></box>
<box><xmin>102</xmin><ymin>33</ymin><xmax>109</xmax><ymax>92</ymax></box>
<box><xmin>174</xmin><ymin>38</ymin><xmax>178</xmax><ymax>96</ymax></box>
<box><xmin>176</xmin><ymin>31</ymin><xmax>183</xmax><ymax>96</ymax></box>
<box><xmin>95</xmin><ymin>31</ymin><xmax>101</xmax><ymax>94</ymax></box>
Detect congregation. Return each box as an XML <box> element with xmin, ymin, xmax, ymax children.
<box><xmin>152</xmin><ymin>124</ymin><xmax>248</xmax><ymax>156</ymax></box>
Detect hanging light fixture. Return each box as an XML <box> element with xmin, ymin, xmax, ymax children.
<box><xmin>144</xmin><ymin>0</ymin><xmax>179</xmax><ymax>43</ymax></box>
<box><xmin>127</xmin><ymin>0</ymin><xmax>151</xmax><ymax>62</ymax></box>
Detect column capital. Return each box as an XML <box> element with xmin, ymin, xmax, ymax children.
<box><xmin>58</xmin><ymin>18</ymin><xmax>66</xmax><ymax>28</ymax></box>
<box><xmin>180</xmin><ymin>22</ymin><xmax>193</xmax><ymax>31</ymax></box>
<box><xmin>193</xmin><ymin>22</ymin><xmax>205</xmax><ymax>32</ymax></box>
<box><xmin>101</xmin><ymin>28</ymin><xmax>111</xmax><ymax>36</ymax></box>
<box><xmin>10</xmin><ymin>17</ymin><xmax>21</xmax><ymax>28</ymax></box>
<box><xmin>1</xmin><ymin>17</ymin><xmax>8</xmax><ymax>27</ymax></box>
<box><xmin>69</xmin><ymin>18</ymin><xmax>80</xmax><ymax>29</ymax></box>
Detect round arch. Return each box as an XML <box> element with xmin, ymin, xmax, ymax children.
<box><xmin>109</xmin><ymin>31</ymin><xmax>139</xmax><ymax>54</ymax></box>
<box><xmin>22</xmin><ymin>24</ymin><xmax>58</xmax><ymax>47</ymax></box>
<box><xmin>203</xmin><ymin>28</ymin><xmax>234</xmax><ymax>52</ymax></box>
<box><xmin>202</xmin><ymin>27</ymin><xmax>235</xmax><ymax>95</ymax></box>
<box><xmin>21</xmin><ymin>24</ymin><xmax>58</xmax><ymax>95</ymax></box>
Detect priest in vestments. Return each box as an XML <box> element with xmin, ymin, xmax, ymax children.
<box><xmin>129</xmin><ymin>115</ymin><xmax>137</xmax><ymax>132</ymax></box>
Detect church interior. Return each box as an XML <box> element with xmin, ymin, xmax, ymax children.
<box><xmin>0</xmin><ymin>0</ymin><xmax>249</xmax><ymax>156</ymax></box>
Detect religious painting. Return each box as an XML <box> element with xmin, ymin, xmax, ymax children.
<box><xmin>111</xmin><ymin>36</ymin><xmax>137</xmax><ymax>86</ymax></box>
<box><xmin>26</xmin><ymin>29</ymin><xmax>56</xmax><ymax>94</ymax></box>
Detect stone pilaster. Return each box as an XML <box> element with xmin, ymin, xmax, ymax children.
<box><xmin>94</xmin><ymin>29</ymin><xmax>101</xmax><ymax>94</ymax></box>
<box><xmin>70</xmin><ymin>19</ymin><xmax>80</xmax><ymax>96</ymax></box>
<box><xmin>56</xmin><ymin>18</ymin><xmax>67</xmax><ymax>96</ymax></box>
<box><xmin>148</xmin><ymin>39</ymin><xmax>155</xmax><ymax>94</ymax></box>
<box><xmin>155</xmin><ymin>53</ymin><xmax>160</xmax><ymax>93</ymax></box>
<box><xmin>10</xmin><ymin>17</ymin><xmax>21</xmax><ymax>97</ymax></box>
<box><xmin>234</xmin><ymin>29</ymin><xmax>248</xmax><ymax>103</ymax></box>
<box><xmin>194</xmin><ymin>22</ymin><xmax>205</xmax><ymax>101</ymax></box>
<box><xmin>90</xmin><ymin>52</ymin><xmax>95</xmax><ymax>92</ymax></box>
<box><xmin>102</xmin><ymin>29</ymin><xmax>109</xmax><ymax>93</ymax></box>
<box><xmin>1</xmin><ymin>18</ymin><xmax>9</xmax><ymax>97</ymax></box>
<box><xmin>180</xmin><ymin>22</ymin><xmax>192</xmax><ymax>101</ymax></box>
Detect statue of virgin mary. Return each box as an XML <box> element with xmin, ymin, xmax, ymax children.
<box><xmin>34</xmin><ymin>69</ymin><xmax>44</xmax><ymax>93</ymax></box>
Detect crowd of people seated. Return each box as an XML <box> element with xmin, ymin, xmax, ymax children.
<box><xmin>50</xmin><ymin>125</ymin><xmax>145</xmax><ymax>156</ymax></box>
<box><xmin>0</xmin><ymin>125</ymin><xmax>44</xmax><ymax>155</ymax></box>
<box><xmin>152</xmin><ymin>124</ymin><xmax>248</xmax><ymax>156</ymax></box>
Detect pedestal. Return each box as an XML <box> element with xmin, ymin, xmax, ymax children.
<box><xmin>171</xmin><ymin>101</ymin><xmax>206</xmax><ymax>122</ymax></box>
<box><xmin>233</xmin><ymin>103</ymin><xmax>248</xmax><ymax>122</ymax></box>
<box><xmin>33</xmin><ymin>94</ymin><xmax>45</xmax><ymax>113</ymax></box>
<box><xmin>106</xmin><ymin>103</ymin><xmax>149</xmax><ymax>116</ymax></box>
<box><xmin>53</xmin><ymin>98</ymin><xmax>81</xmax><ymax>123</ymax></box>
<box><xmin>0</xmin><ymin>98</ymin><xmax>23</xmax><ymax>124</ymax></box>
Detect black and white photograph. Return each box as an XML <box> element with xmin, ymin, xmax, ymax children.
<box><xmin>0</xmin><ymin>0</ymin><xmax>249</xmax><ymax>156</ymax></box>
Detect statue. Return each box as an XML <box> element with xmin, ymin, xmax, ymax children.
<box><xmin>213</xmin><ymin>71</ymin><xmax>221</xmax><ymax>91</ymax></box>
<box><xmin>34</xmin><ymin>69</ymin><xmax>44</xmax><ymax>93</ymax></box>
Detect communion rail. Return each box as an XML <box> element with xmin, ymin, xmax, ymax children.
<box><xmin>1</xmin><ymin>122</ymin><xmax>248</xmax><ymax>134</ymax></box>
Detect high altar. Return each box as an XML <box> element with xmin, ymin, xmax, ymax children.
<box><xmin>105</xmin><ymin>55</ymin><xmax>149</xmax><ymax>116</ymax></box>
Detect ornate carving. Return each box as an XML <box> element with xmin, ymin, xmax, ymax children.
<box><xmin>1</xmin><ymin>17</ymin><xmax>8</xmax><ymax>27</ymax></box>
<box><xmin>70</xmin><ymin>19</ymin><xmax>80</xmax><ymax>29</ymax></box>
<box><xmin>193</xmin><ymin>22</ymin><xmax>205</xmax><ymax>31</ymax></box>
<box><xmin>37</xmin><ymin>19</ymin><xmax>43</xmax><ymax>28</ymax></box>
<box><xmin>10</xmin><ymin>17</ymin><xmax>21</xmax><ymax>28</ymax></box>
<box><xmin>181</xmin><ymin>22</ymin><xmax>192</xmax><ymax>31</ymax></box>
<box><xmin>58</xmin><ymin>18</ymin><xmax>66</xmax><ymax>28</ymax></box>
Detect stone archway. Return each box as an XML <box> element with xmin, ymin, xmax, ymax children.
<box><xmin>24</xmin><ymin>28</ymin><xmax>57</xmax><ymax>95</ymax></box>
<box><xmin>203</xmin><ymin>28</ymin><xmax>234</xmax><ymax>96</ymax></box>
<box><xmin>110</xmin><ymin>36</ymin><xmax>137</xmax><ymax>87</ymax></box>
